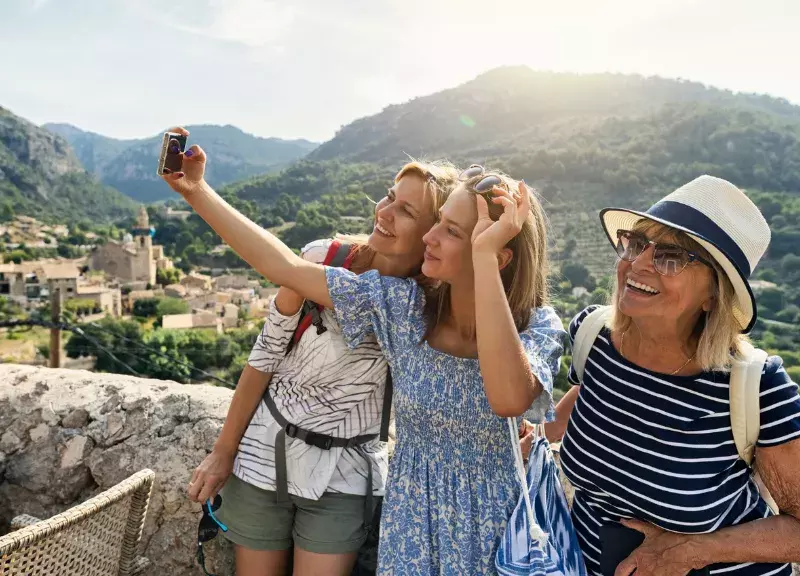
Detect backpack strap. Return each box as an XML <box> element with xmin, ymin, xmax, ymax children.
<box><xmin>730</xmin><ymin>341</ymin><xmax>768</xmax><ymax>466</ymax></box>
<box><xmin>730</xmin><ymin>342</ymin><xmax>778</xmax><ymax>513</ymax></box>
<box><xmin>328</xmin><ymin>240</ymin><xmax>354</xmax><ymax>268</ymax></box>
<box><xmin>572</xmin><ymin>306</ymin><xmax>612</xmax><ymax>383</ymax></box>
<box><xmin>287</xmin><ymin>241</ymin><xmax>353</xmax><ymax>352</ymax></box>
<box><xmin>379</xmin><ymin>371</ymin><xmax>393</xmax><ymax>442</ymax></box>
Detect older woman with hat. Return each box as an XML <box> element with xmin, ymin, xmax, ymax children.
<box><xmin>547</xmin><ymin>175</ymin><xmax>800</xmax><ymax>576</ymax></box>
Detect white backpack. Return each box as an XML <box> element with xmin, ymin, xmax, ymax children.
<box><xmin>571</xmin><ymin>306</ymin><xmax>779</xmax><ymax>514</ymax></box>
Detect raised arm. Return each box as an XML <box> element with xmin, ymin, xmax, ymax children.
<box><xmin>160</xmin><ymin>127</ymin><xmax>332</xmax><ymax>307</ymax></box>
<box><xmin>472</xmin><ymin>182</ymin><xmax>541</xmax><ymax>417</ymax></box>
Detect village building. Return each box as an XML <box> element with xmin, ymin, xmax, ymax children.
<box><xmin>162</xmin><ymin>312</ymin><xmax>223</xmax><ymax>333</ymax></box>
<box><xmin>163</xmin><ymin>284</ymin><xmax>187</xmax><ymax>299</ymax></box>
<box><xmin>89</xmin><ymin>207</ymin><xmax>173</xmax><ymax>285</ymax></box>
<box><xmin>180</xmin><ymin>271</ymin><xmax>212</xmax><ymax>292</ymax></box>
<box><xmin>212</xmin><ymin>274</ymin><xmax>256</xmax><ymax>290</ymax></box>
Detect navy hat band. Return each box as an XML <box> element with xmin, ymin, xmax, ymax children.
<box><xmin>646</xmin><ymin>200</ymin><xmax>751</xmax><ymax>277</ymax></box>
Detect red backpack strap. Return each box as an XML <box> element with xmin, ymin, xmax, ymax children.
<box><xmin>323</xmin><ymin>239</ymin><xmax>344</xmax><ymax>266</ymax></box>
<box><xmin>327</xmin><ymin>241</ymin><xmax>353</xmax><ymax>269</ymax></box>
<box><xmin>289</xmin><ymin>241</ymin><xmax>354</xmax><ymax>351</ymax></box>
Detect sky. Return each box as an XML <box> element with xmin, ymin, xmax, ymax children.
<box><xmin>0</xmin><ymin>0</ymin><xmax>797</xmax><ymax>143</ymax></box>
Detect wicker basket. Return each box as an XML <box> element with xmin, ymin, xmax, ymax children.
<box><xmin>0</xmin><ymin>469</ymin><xmax>155</xmax><ymax>576</ymax></box>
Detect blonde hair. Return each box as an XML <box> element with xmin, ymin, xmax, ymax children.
<box><xmin>338</xmin><ymin>159</ymin><xmax>461</xmax><ymax>273</ymax></box>
<box><xmin>394</xmin><ymin>159</ymin><xmax>461</xmax><ymax>221</ymax></box>
<box><xmin>424</xmin><ymin>169</ymin><xmax>550</xmax><ymax>334</ymax></box>
<box><xmin>608</xmin><ymin>220</ymin><xmax>747</xmax><ymax>371</ymax></box>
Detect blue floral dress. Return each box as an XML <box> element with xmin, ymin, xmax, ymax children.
<box><xmin>326</xmin><ymin>268</ymin><xmax>566</xmax><ymax>576</ymax></box>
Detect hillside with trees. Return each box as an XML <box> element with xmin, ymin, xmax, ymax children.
<box><xmin>0</xmin><ymin>106</ymin><xmax>137</xmax><ymax>224</ymax></box>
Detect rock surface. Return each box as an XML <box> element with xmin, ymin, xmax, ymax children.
<box><xmin>0</xmin><ymin>364</ymin><xmax>236</xmax><ymax>576</ymax></box>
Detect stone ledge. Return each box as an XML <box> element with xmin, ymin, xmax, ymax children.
<box><xmin>0</xmin><ymin>364</ymin><xmax>235</xmax><ymax>576</ymax></box>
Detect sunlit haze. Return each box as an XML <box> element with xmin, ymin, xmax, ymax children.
<box><xmin>1</xmin><ymin>0</ymin><xmax>796</xmax><ymax>141</ymax></box>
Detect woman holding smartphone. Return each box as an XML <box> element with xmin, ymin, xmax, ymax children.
<box><xmin>162</xmin><ymin>127</ymin><xmax>566</xmax><ymax>575</ymax></box>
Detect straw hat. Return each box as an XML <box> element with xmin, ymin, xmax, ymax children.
<box><xmin>599</xmin><ymin>175</ymin><xmax>770</xmax><ymax>333</ymax></box>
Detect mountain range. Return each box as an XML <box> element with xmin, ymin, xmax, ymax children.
<box><xmin>44</xmin><ymin>123</ymin><xmax>317</xmax><ymax>203</ymax></box>
<box><xmin>208</xmin><ymin>67</ymin><xmax>800</xmax><ymax>273</ymax></box>
<box><xmin>3</xmin><ymin>66</ymin><xmax>800</xmax><ymax>251</ymax></box>
<box><xmin>310</xmin><ymin>67</ymin><xmax>800</xmax><ymax>166</ymax></box>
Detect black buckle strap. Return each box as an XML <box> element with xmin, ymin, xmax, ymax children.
<box><xmin>303</xmin><ymin>430</ymin><xmax>334</xmax><ymax>450</ymax></box>
<box><xmin>285</xmin><ymin>422</ymin><xmax>334</xmax><ymax>450</ymax></box>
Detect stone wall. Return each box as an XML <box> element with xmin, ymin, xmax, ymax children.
<box><xmin>0</xmin><ymin>364</ymin><xmax>235</xmax><ymax>576</ymax></box>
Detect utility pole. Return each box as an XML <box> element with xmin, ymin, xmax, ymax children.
<box><xmin>49</xmin><ymin>288</ymin><xmax>62</xmax><ymax>368</ymax></box>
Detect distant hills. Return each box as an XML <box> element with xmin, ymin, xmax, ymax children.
<box><xmin>0</xmin><ymin>106</ymin><xmax>137</xmax><ymax>224</ymax></box>
<box><xmin>221</xmin><ymin>68</ymin><xmax>800</xmax><ymax>273</ymax></box>
<box><xmin>43</xmin><ymin>123</ymin><xmax>318</xmax><ymax>203</ymax></box>
<box><xmin>309</xmin><ymin>67</ymin><xmax>800</xmax><ymax>166</ymax></box>
<box><xmin>4</xmin><ymin>66</ymin><xmax>800</xmax><ymax>272</ymax></box>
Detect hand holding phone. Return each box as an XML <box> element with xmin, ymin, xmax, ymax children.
<box><xmin>157</xmin><ymin>131</ymin><xmax>187</xmax><ymax>176</ymax></box>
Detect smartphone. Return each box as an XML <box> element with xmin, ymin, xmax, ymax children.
<box><xmin>599</xmin><ymin>523</ymin><xmax>709</xmax><ymax>576</ymax></box>
<box><xmin>157</xmin><ymin>132</ymin><xmax>187</xmax><ymax>176</ymax></box>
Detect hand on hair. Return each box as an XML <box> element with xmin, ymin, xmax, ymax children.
<box><xmin>471</xmin><ymin>181</ymin><xmax>530</xmax><ymax>256</ymax></box>
<box><xmin>160</xmin><ymin>126</ymin><xmax>207</xmax><ymax>197</ymax></box>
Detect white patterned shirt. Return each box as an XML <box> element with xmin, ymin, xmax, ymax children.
<box><xmin>232</xmin><ymin>239</ymin><xmax>390</xmax><ymax>500</ymax></box>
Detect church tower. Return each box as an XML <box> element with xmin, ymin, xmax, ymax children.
<box><xmin>131</xmin><ymin>205</ymin><xmax>156</xmax><ymax>285</ymax></box>
<box><xmin>133</xmin><ymin>206</ymin><xmax>153</xmax><ymax>251</ymax></box>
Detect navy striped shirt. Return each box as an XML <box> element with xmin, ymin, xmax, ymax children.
<box><xmin>561</xmin><ymin>306</ymin><xmax>800</xmax><ymax>576</ymax></box>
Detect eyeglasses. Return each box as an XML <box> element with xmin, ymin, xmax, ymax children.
<box><xmin>459</xmin><ymin>164</ymin><xmax>506</xmax><ymax>193</ymax></box>
<box><xmin>615</xmin><ymin>230</ymin><xmax>714</xmax><ymax>277</ymax></box>
<box><xmin>196</xmin><ymin>495</ymin><xmax>228</xmax><ymax>576</ymax></box>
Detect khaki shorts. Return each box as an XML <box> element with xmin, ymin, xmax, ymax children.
<box><xmin>216</xmin><ymin>475</ymin><xmax>369</xmax><ymax>554</ymax></box>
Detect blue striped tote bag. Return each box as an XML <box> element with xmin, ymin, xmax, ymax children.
<box><xmin>496</xmin><ymin>418</ymin><xmax>587</xmax><ymax>576</ymax></box>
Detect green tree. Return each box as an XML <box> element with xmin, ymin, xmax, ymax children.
<box><xmin>775</xmin><ymin>305</ymin><xmax>800</xmax><ymax>324</ymax></box>
<box><xmin>133</xmin><ymin>298</ymin><xmax>160</xmax><ymax>318</ymax></box>
<box><xmin>65</xmin><ymin>298</ymin><xmax>100</xmax><ymax>316</ymax></box>
<box><xmin>156</xmin><ymin>297</ymin><xmax>190</xmax><ymax>317</ymax></box>
<box><xmin>757</xmin><ymin>287</ymin><xmax>785</xmax><ymax>318</ymax></box>
<box><xmin>0</xmin><ymin>296</ymin><xmax>22</xmax><ymax>319</ymax></box>
<box><xmin>590</xmin><ymin>288</ymin><xmax>610</xmax><ymax>305</ymax></box>
<box><xmin>0</xmin><ymin>201</ymin><xmax>14</xmax><ymax>222</ymax></box>
<box><xmin>140</xmin><ymin>330</ymin><xmax>194</xmax><ymax>382</ymax></box>
<box><xmin>781</xmin><ymin>254</ymin><xmax>800</xmax><ymax>283</ymax></box>
<box><xmin>65</xmin><ymin>318</ymin><xmax>145</xmax><ymax>374</ymax></box>
<box><xmin>561</xmin><ymin>263</ymin><xmax>595</xmax><ymax>290</ymax></box>
<box><xmin>757</xmin><ymin>268</ymin><xmax>778</xmax><ymax>283</ymax></box>
<box><xmin>156</xmin><ymin>267</ymin><xmax>182</xmax><ymax>286</ymax></box>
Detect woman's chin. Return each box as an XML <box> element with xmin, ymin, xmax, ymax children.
<box><xmin>367</xmin><ymin>232</ymin><xmax>390</xmax><ymax>254</ymax></box>
<box><xmin>618</xmin><ymin>291</ymin><xmax>660</xmax><ymax>318</ymax></box>
<box><xmin>421</xmin><ymin>260</ymin><xmax>439</xmax><ymax>278</ymax></box>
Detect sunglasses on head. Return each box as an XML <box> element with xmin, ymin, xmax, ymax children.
<box><xmin>196</xmin><ymin>495</ymin><xmax>228</xmax><ymax>576</ymax></box>
<box><xmin>458</xmin><ymin>164</ymin><xmax>506</xmax><ymax>193</ymax></box>
<box><xmin>615</xmin><ymin>229</ymin><xmax>714</xmax><ymax>277</ymax></box>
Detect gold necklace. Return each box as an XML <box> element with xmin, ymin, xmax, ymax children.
<box><xmin>620</xmin><ymin>328</ymin><xmax>696</xmax><ymax>376</ymax></box>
